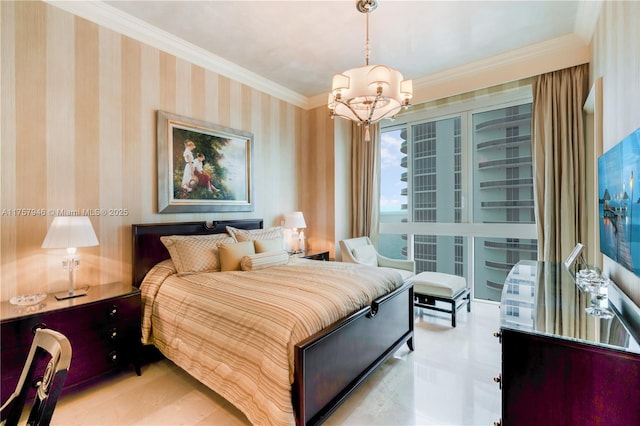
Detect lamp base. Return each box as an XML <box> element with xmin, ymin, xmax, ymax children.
<box><xmin>54</xmin><ymin>286</ymin><xmax>89</xmax><ymax>300</ymax></box>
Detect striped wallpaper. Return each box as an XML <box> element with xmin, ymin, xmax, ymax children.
<box><xmin>0</xmin><ymin>1</ymin><xmax>336</xmax><ymax>300</ymax></box>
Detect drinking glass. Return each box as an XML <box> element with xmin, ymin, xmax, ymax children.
<box><xmin>576</xmin><ymin>267</ymin><xmax>601</xmax><ymax>292</ymax></box>
<box><xmin>584</xmin><ymin>277</ymin><xmax>614</xmax><ymax>319</ymax></box>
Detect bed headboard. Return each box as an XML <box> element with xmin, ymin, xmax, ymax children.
<box><xmin>131</xmin><ymin>219</ymin><xmax>264</xmax><ymax>287</ymax></box>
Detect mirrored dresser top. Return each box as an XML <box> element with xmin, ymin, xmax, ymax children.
<box><xmin>500</xmin><ymin>260</ymin><xmax>640</xmax><ymax>355</ymax></box>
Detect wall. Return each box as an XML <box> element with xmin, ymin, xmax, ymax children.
<box><xmin>591</xmin><ymin>1</ymin><xmax>640</xmax><ymax>304</ymax></box>
<box><xmin>298</xmin><ymin>105</ymin><xmax>336</xmax><ymax>258</ymax></box>
<box><xmin>0</xmin><ymin>1</ymin><xmax>304</xmax><ymax>300</ymax></box>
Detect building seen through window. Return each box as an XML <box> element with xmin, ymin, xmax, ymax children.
<box><xmin>379</xmin><ymin>91</ymin><xmax>537</xmax><ymax>302</ymax></box>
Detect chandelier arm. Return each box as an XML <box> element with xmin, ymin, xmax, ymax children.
<box><xmin>332</xmin><ymin>99</ymin><xmax>371</xmax><ymax>125</ymax></box>
<box><xmin>331</xmin><ymin>103</ymin><xmax>404</xmax><ymax>125</ymax></box>
<box><xmin>371</xmin><ymin>104</ymin><xmax>405</xmax><ymax>122</ymax></box>
<box><xmin>331</xmin><ymin>109</ymin><xmax>367</xmax><ymax>124</ymax></box>
<box><xmin>367</xmin><ymin>93</ymin><xmax>382</xmax><ymax>122</ymax></box>
<box><xmin>332</xmin><ymin>97</ymin><xmax>406</xmax><ymax>126</ymax></box>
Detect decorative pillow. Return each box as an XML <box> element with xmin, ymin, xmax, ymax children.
<box><xmin>240</xmin><ymin>251</ymin><xmax>289</xmax><ymax>271</ymax></box>
<box><xmin>352</xmin><ymin>245</ymin><xmax>379</xmax><ymax>267</ymax></box>
<box><xmin>227</xmin><ymin>226</ymin><xmax>283</xmax><ymax>242</ymax></box>
<box><xmin>160</xmin><ymin>234</ymin><xmax>235</xmax><ymax>274</ymax></box>
<box><xmin>218</xmin><ymin>241</ymin><xmax>256</xmax><ymax>271</ymax></box>
<box><xmin>254</xmin><ymin>238</ymin><xmax>285</xmax><ymax>253</ymax></box>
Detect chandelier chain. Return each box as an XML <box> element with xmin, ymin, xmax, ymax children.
<box><xmin>365</xmin><ymin>9</ymin><xmax>370</xmax><ymax>66</ymax></box>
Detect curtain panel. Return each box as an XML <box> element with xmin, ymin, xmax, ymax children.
<box><xmin>532</xmin><ymin>63</ymin><xmax>590</xmax><ymax>263</ymax></box>
<box><xmin>350</xmin><ymin>123</ymin><xmax>380</xmax><ymax>244</ymax></box>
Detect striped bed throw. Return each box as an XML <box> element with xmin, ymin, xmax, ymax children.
<box><xmin>140</xmin><ymin>257</ymin><xmax>402</xmax><ymax>425</ymax></box>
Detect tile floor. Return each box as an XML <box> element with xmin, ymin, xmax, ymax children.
<box><xmin>49</xmin><ymin>302</ymin><xmax>502</xmax><ymax>425</ymax></box>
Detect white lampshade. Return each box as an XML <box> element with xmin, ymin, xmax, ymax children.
<box><xmin>284</xmin><ymin>212</ymin><xmax>306</xmax><ymax>229</ymax></box>
<box><xmin>42</xmin><ymin>216</ymin><xmax>99</xmax><ymax>249</ymax></box>
<box><xmin>332</xmin><ymin>73</ymin><xmax>350</xmax><ymax>92</ymax></box>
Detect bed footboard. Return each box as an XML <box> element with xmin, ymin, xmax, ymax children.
<box><xmin>293</xmin><ymin>282</ymin><xmax>414</xmax><ymax>425</ymax></box>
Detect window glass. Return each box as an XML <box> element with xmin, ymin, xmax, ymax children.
<box><xmin>380</xmin><ymin>127</ymin><xmax>409</xmax><ymax>260</ymax></box>
<box><xmin>379</xmin><ymin>90</ymin><xmax>537</xmax><ymax>302</ymax></box>
<box><xmin>472</xmin><ymin>104</ymin><xmax>537</xmax><ymax>300</ymax></box>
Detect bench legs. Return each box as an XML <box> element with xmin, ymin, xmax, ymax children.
<box><xmin>414</xmin><ymin>288</ymin><xmax>471</xmax><ymax>327</ymax></box>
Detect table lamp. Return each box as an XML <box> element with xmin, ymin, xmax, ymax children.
<box><xmin>42</xmin><ymin>216</ymin><xmax>99</xmax><ymax>300</ymax></box>
<box><xmin>284</xmin><ymin>211</ymin><xmax>306</xmax><ymax>254</ymax></box>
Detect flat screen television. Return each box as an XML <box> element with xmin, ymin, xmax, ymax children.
<box><xmin>598</xmin><ymin>127</ymin><xmax>640</xmax><ymax>276</ymax></box>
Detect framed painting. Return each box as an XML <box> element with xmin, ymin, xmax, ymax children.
<box><xmin>157</xmin><ymin>111</ymin><xmax>254</xmax><ymax>213</ymax></box>
<box><xmin>598</xmin><ymin>127</ymin><xmax>640</xmax><ymax>276</ymax></box>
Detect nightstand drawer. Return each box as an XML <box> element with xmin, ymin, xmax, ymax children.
<box><xmin>0</xmin><ymin>283</ymin><xmax>141</xmax><ymax>403</ymax></box>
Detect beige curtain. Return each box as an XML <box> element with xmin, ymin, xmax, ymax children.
<box><xmin>350</xmin><ymin>123</ymin><xmax>380</xmax><ymax>243</ymax></box>
<box><xmin>532</xmin><ymin>64</ymin><xmax>589</xmax><ymax>263</ymax></box>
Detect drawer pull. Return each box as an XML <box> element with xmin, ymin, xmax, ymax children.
<box><xmin>493</xmin><ymin>331</ymin><xmax>502</xmax><ymax>339</ymax></box>
<box><xmin>109</xmin><ymin>306</ymin><xmax>118</xmax><ymax>317</ymax></box>
<box><xmin>109</xmin><ymin>351</ymin><xmax>118</xmax><ymax>362</ymax></box>
<box><xmin>32</xmin><ymin>323</ymin><xmax>47</xmax><ymax>334</ymax></box>
<box><xmin>110</xmin><ymin>329</ymin><xmax>118</xmax><ymax>339</ymax></box>
<box><xmin>493</xmin><ymin>374</ymin><xmax>502</xmax><ymax>389</ymax></box>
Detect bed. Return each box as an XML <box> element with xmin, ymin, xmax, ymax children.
<box><xmin>132</xmin><ymin>219</ymin><xmax>414</xmax><ymax>425</ymax></box>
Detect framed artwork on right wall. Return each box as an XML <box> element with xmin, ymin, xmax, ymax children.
<box><xmin>598</xmin><ymin>127</ymin><xmax>640</xmax><ymax>276</ymax></box>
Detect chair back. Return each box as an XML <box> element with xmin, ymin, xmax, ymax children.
<box><xmin>0</xmin><ymin>328</ymin><xmax>72</xmax><ymax>426</ymax></box>
<box><xmin>339</xmin><ymin>237</ymin><xmax>377</xmax><ymax>265</ymax></box>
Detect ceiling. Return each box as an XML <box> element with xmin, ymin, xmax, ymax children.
<box><xmin>55</xmin><ymin>1</ymin><xmax>600</xmax><ymax>105</ymax></box>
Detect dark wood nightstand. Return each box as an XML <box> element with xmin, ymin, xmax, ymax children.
<box><xmin>0</xmin><ymin>282</ymin><xmax>141</xmax><ymax>401</ymax></box>
<box><xmin>294</xmin><ymin>249</ymin><xmax>330</xmax><ymax>261</ymax></box>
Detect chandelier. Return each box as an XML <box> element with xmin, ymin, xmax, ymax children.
<box><xmin>328</xmin><ymin>0</ymin><xmax>413</xmax><ymax>140</ymax></box>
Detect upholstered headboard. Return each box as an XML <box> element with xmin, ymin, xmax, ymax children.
<box><xmin>131</xmin><ymin>219</ymin><xmax>263</xmax><ymax>287</ymax></box>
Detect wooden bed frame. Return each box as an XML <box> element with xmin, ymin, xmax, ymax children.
<box><xmin>132</xmin><ymin>219</ymin><xmax>414</xmax><ymax>425</ymax></box>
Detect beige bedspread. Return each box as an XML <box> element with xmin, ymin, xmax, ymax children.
<box><xmin>140</xmin><ymin>258</ymin><xmax>402</xmax><ymax>425</ymax></box>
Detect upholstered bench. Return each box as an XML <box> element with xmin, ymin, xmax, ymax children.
<box><xmin>411</xmin><ymin>271</ymin><xmax>471</xmax><ymax>327</ymax></box>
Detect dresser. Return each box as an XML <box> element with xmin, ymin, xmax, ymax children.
<box><xmin>495</xmin><ymin>261</ymin><xmax>640</xmax><ymax>426</ymax></box>
<box><xmin>0</xmin><ymin>282</ymin><xmax>141</xmax><ymax>402</ymax></box>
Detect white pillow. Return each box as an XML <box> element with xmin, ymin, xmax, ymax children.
<box><xmin>240</xmin><ymin>251</ymin><xmax>289</xmax><ymax>271</ymax></box>
<box><xmin>352</xmin><ymin>245</ymin><xmax>378</xmax><ymax>266</ymax></box>
<box><xmin>160</xmin><ymin>234</ymin><xmax>235</xmax><ymax>274</ymax></box>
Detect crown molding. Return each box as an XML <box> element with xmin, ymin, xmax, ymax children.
<box><xmin>414</xmin><ymin>34</ymin><xmax>590</xmax><ymax>92</ymax></box>
<box><xmin>411</xmin><ymin>34</ymin><xmax>589</xmax><ymax>104</ymax></box>
<box><xmin>45</xmin><ymin>0</ymin><xmax>310</xmax><ymax>109</ymax></box>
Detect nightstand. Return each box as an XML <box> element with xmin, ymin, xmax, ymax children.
<box><xmin>0</xmin><ymin>282</ymin><xmax>141</xmax><ymax>401</ymax></box>
<box><xmin>294</xmin><ymin>249</ymin><xmax>330</xmax><ymax>261</ymax></box>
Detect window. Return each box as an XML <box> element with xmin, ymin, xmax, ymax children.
<box><xmin>379</xmin><ymin>86</ymin><xmax>537</xmax><ymax>302</ymax></box>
